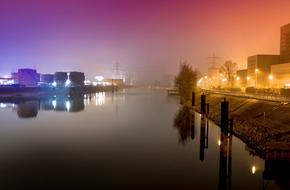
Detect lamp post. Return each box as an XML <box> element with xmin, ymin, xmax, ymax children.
<box><xmin>247</xmin><ymin>76</ymin><xmax>251</xmax><ymax>87</ymax></box>
<box><xmin>268</xmin><ymin>74</ymin><xmax>273</xmax><ymax>89</ymax></box>
<box><xmin>236</xmin><ymin>76</ymin><xmax>240</xmax><ymax>88</ymax></box>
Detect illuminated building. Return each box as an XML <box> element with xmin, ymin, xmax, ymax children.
<box><xmin>271</xmin><ymin>63</ymin><xmax>290</xmax><ymax>88</ymax></box>
<box><xmin>236</xmin><ymin>69</ymin><xmax>247</xmax><ymax>88</ymax></box>
<box><xmin>54</xmin><ymin>72</ymin><xmax>68</xmax><ymax>87</ymax></box>
<box><xmin>17</xmin><ymin>68</ymin><xmax>40</xmax><ymax>86</ymax></box>
<box><xmin>280</xmin><ymin>23</ymin><xmax>290</xmax><ymax>63</ymax></box>
<box><xmin>40</xmin><ymin>74</ymin><xmax>54</xmax><ymax>84</ymax></box>
<box><xmin>104</xmin><ymin>78</ymin><xmax>125</xmax><ymax>86</ymax></box>
<box><xmin>247</xmin><ymin>55</ymin><xmax>280</xmax><ymax>87</ymax></box>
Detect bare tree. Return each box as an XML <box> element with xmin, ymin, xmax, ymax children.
<box><xmin>219</xmin><ymin>60</ymin><xmax>237</xmax><ymax>87</ymax></box>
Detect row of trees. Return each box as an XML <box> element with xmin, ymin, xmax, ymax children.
<box><xmin>174</xmin><ymin>60</ymin><xmax>237</xmax><ymax>103</ymax></box>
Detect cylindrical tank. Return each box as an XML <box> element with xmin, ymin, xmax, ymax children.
<box><xmin>69</xmin><ymin>72</ymin><xmax>85</xmax><ymax>86</ymax></box>
<box><xmin>54</xmin><ymin>72</ymin><xmax>68</xmax><ymax>87</ymax></box>
<box><xmin>40</xmin><ymin>74</ymin><xmax>54</xmax><ymax>84</ymax></box>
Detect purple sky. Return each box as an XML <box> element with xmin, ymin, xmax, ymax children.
<box><xmin>1</xmin><ymin>0</ymin><xmax>290</xmax><ymax>82</ymax></box>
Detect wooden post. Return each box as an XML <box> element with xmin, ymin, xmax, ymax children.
<box><xmin>221</xmin><ymin>98</ymin><xmax>229</xmax><ymax>134</ymax></box>
<box><xmin>192</xmin><ymin>92</ymin><xmax>195</xmax><ymax>107</ymax></box>
<box><xmin>201</xmin><ymin>94</ymin><xmax>206</xmax><ymax>114</ymax></box>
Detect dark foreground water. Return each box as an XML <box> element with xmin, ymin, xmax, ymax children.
<box><xmin>0</xmin><ymin>89</ymin><xmax>288</xmax><ymax>189</ymax></box>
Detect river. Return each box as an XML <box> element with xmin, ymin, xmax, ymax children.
<box><xmin>0</xmin><ymin>88</ymin><xmax>288</xmax><ymax>189</ymax></box>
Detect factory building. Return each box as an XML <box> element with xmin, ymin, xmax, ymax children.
<box><xmin>236</xmin><ymin>69</ymin><xmax>247</xmax><ymax>88</ymax></box>
<box><xmin>54</xmin><ymin>72</ymin><xmax>68</xmax><ymax>87</ymax></box>
<box><xmin>40</xmin><ymin>74</ymin><xmax>54</xmax><ymax>84</ymax></box>
<box><xmin>17</xmin><ymin>69</ymin><xmax>40</xmax><ymax>86</ymax></box>
<box><xmin>69</xmin><ymin>72</ymin><xmax>85</xmax><ymax>86</ymax></box>
<box><xmin>247</xmin><ymin>55</ymin><xmax>280</xmax><ymax>88</ymax></box>
<box><xmin>280</xmin><ymin>23</ymin><xmax>290</xmax><ymax>63</ymax></box>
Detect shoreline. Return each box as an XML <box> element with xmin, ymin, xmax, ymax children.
<box><xmin>193</xmin><ymin>91</ymin><xmax>290</xmax><ymax>158</ymax></box>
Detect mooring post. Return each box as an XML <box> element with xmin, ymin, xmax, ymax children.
<box><xmin>201</xmin><ymin>94</ymin><xmax>206</xmax><ymax>114</ymax></box>
<box><xmin>206</xmin><ymin>103</ymin><xmax>209</xmax><ymax>115</ymax></box>
<box><xmin>192</xmin><ymin>92</ymin><xmax>195</xmax><ymax>107</ymax></box>
<box><xmin>229</xmin><ymin>118</ymin><xmax>233</xmax><ymax>135</ymax></box>
<box><xmin>221</xmin><ymin>98</ymin><xmax>229</xmax><ymax>134</ymax></box>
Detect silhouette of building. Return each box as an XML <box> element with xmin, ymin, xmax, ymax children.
<box><xmin>69</xmin><ymin>72</ymin><xmax>85</xmax><ymax>86</ymax></box>
<box><xmin>280</xmin><ymin>23</ymin><xmax>290</xmax><ymax>63</ymax></box>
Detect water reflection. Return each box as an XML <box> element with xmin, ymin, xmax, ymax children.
<box><xmin>263</xmin><ymin>148</ymin><xmax>290</xmax><ymax>189</ymax></box>
<box><xmin>173</xmin><ymin>105</ymin><xmax>193</xmax><ymax>145</ymax></box>
<box><xmin>17</xmin><ymin>101</ymin><xmax>39</xmax><ymax>118</ymax></box>
<box><xmin>218</xmin><ymin>129</ymin><xmax>232</xmax><ymax>190</ymax></box>
<box><xmin>199</xmin><ymin>115</ymin><xmax>209</xmax><ymax>161</ymax></box>
<box><xmin>174</xmin><ymin>107</ymin><xmax>290</xmax><ymax>190</ymax></box>
<box><xmin>0</xmin><ymin>92</ymin><xmax>109</xmax><ymax>118</ymax></box>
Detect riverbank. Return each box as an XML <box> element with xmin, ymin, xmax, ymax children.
<box><xmin>0</xmin><ymin>85</ymin><xmax>121</xmax><ymax>99</ymax></box>
<box><xmin>194</xmin><ymin>91</ymin><xmax>290</xmax><ymax>156</ymax></box>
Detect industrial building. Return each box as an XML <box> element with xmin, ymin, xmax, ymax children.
<box><xmin>69</xmin><ymin>72</ymin><xmax>85</xmax><ymax>86</ymax></box>
<box><xmin>247</xmin><ymin>55</ymin><xmax>280</xmax><ymax>87</ymax></box>
<box><xmin>271</xmin><ymin>63</ymin><xmax>290</xmax><ymax>88</ymax></box>
<box><xmin>17</xmin><ymin>69</ymin><xmax>40</xmax><ymax>86</ymax></box>
<box><xmin>280</xmin><ymin>23</ymin><xmax>290</xmax><ymax>63</ymax></box>
<box><xmin>54</xmin><ymin>72</ymin><xmax>68</xmax><ymax>87</ymax></box>
<box><xmin>236</xmin><ymin>69</ymin><xmax>247</xmax><ymax>88</ymax></box>
<box><xmin>40</xmin><ymin>74</ymin><xmax>54</xmax><ymax>84</ymax></box>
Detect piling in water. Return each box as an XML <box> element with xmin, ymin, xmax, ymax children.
<box><xmin>221</xmin><ymin>98</ymin><xmax>229</xmax><ymax>134</ymax></box>
<box><xmin>201</xmin><ymin>94</ymin><xmax>206</xmax><ymax>114</ymax></box>
<box><xmin>192</xmin><ymin>92</ymin><xmax>195</xmax><ymax>107</ymax></box>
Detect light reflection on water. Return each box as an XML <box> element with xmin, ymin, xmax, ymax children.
<box><xmin>0</xmin><ymin>89</ymin><xmax>288</xmax><ymax>189</ymax></box>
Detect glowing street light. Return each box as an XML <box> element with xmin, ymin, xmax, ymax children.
<box><xmin>236</xmin><ymin>76</ymin><xmax>240</xmax><ymax>81</ymax></box>
<box><xmin>268</xmin><ymin>75</ymin><xmax>273</xmax><ymax>80</ymax></box>
<box><xmin>247</xmin><ymin>76</ymin><xmax>251</xmax><ymax>81</ymax></box>
<box><xmin>95</xmin><ymin>76</ymin><xmax>104</xmax><ymax>82</ymax></box>
<box><xmin>251</xmin><ymin>165</ymin><xmax>256</xmax><ymax>174</ymax></box>
<box><xmin>218</xmin><ymin>140</ymin><xmax>221</xmax><ymax>146</ymax></box>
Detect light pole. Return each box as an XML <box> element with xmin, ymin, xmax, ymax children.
<box><xmin>268</xmin><ymin>74</ymin><xmax>273</xmax><ymax>89</ymax></box>
<box><xmin>247</xmin><ymin>76</ymin><xmax>251</xmax><ymax>87</ymax></box>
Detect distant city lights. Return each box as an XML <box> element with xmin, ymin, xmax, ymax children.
<box><xmin>52</xmin><ymin>81</ymin><xmax>57</xmax><ymax>87</ymax></box>
<box><xmin>96</xmin><ymin>92</ymin><xmax>105</xmax><ymax>106</ymax></box>
<box><xmin>95</xmin><ymin>76</ymin><xmax>104</xmax><ymax>82</ymax></box>
<box><xmin>65</xmin><ymin>79</ymin><xmax>71</xmax><ymax>87</ymax></box>
<box><xmin>66</xmin><ymin>100</ymin><xmax>71</xmax><ymax>111</ymax></box>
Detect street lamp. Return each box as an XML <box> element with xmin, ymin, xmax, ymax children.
<box><xmin>268</xmin><ymin>74</ymin><xmax>273</xmax><ymax>89</ymax></box>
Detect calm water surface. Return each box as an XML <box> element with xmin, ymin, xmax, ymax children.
<box><xmin>0</xmin><ymin>89</ymin><xmax>288</xmax><ymax>189</ymax></box>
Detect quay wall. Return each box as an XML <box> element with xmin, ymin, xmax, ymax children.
<box><xmin>194</xmin><ymin>92</ymin><xmax>290</xmax><ymax>153</ymax></box>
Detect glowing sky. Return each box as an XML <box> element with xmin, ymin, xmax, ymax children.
<box><xmin>0</xmin><ymin>0</ymin><xmax>290</xmax><ymax>82</ymax></box>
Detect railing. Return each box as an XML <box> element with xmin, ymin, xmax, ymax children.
<box><xmin>202</xmin><ymin>89</ymin><xmax>290</xmax><ymax>103</ymax></box>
